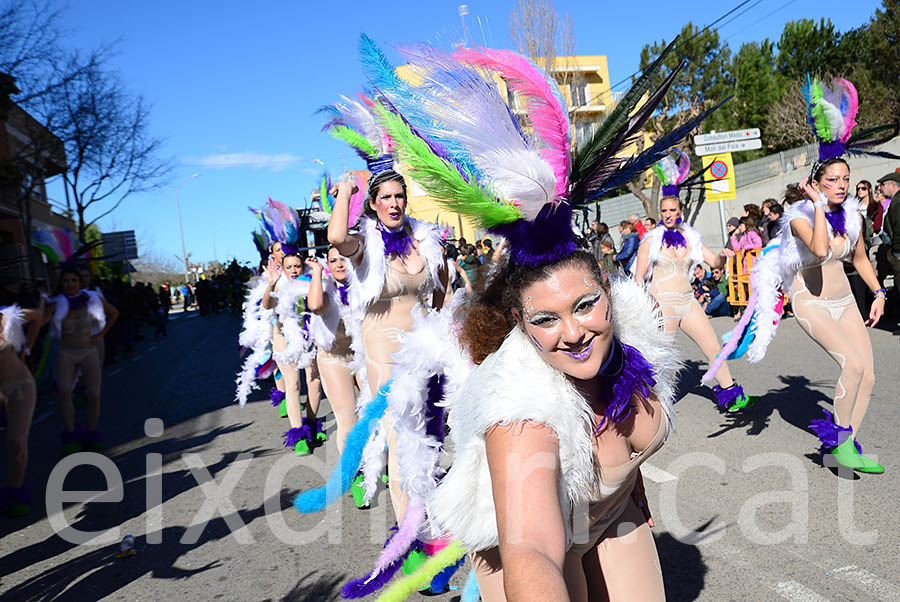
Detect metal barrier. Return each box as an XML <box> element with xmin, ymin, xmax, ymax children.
<box><xmin>726</xmin><ymin>249</ymin><xmax>761</xmax><ymax>306</ymax></box>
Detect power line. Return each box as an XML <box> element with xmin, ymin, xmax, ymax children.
<box><xmin>723</xmin><ymin>0</ymin><xmax>800</xmax><ymax>41</ymax></box>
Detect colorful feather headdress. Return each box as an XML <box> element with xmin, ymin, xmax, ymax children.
<box><xmin>250</xmin><ymin>225</ymin><xmax>270</xmax><ymax>263</ymax></box>
<box><xmin>803</xmin><ymin>75</ymin><xmax>900</xmax><ymax>163</ymax></box>
<box><xmin>313</xmin><ymin>169</ymin><xmax>368</xmax><ymax>229</ymax></box>
<box><xmin>320</xmin><ymin>93</ymin><xmax>395</xmax><ymax>179</ymax></box>
<box><xmin>252</xmin><ymin>197</ymin><xmax>303</xmax><ymax>256</ymax></box>
<box><xmin>358</xmin><ymin>35</ymin><xmax>723</xmax><ymax>267</ymax></box>
<box><xmin>31</xmin><ymin>226</ymin><xmax>99</xmax><ymax>266</ymax></box>
<box><xmin>652</xmin><ymin>149</ymin><xmax>691</xmax><ymax>196</ymax></box>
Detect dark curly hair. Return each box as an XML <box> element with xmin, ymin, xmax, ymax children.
<box><xmin>458</xmin><ymin>249</ymin><xmax>609</xmax><ymax>364</ymax></box>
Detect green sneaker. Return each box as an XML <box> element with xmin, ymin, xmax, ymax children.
<box><xmin>294</xmin><ymin>439</ymin><xmax>311</xmax><ymax>455</ymax></box>
<box><xmin>351</xmin><ymin>474</ymin><xmax>369</xmax><ymax>509</ymax></box>
<box><xmin>401</xmin><ymin>548</ymin><xmax>426</xmax><ymax>576</ymax></box>
<box><xmin>278</xmin><ymin>398</ymin><xmax>288</xmax><ymax>418</ymax></box>
<box><xmin>727</xmin><ymin>394</ymin><xmax>759</xmax><ymax>412</ymax></box>
<box><xmin>382</xmin><ymin>473</ymin><xmax>390</xmax><ymax>484</ymax></box>
<box><xmin>84</xmin><ymin>441</ymin><xmax>107</xmax><ymax>452</ymax></box>
<box><xmin>62</xmin><ymin>442</ymin><xmax>82</xmax><ymax>456</ymax></box>
<box><xmin>9</xmin><ymin>501</ymin><xmax>30</xmax><ymax>517</ymax></box>
<box><xmin>828</xmin><ymin>437</ymin><xmax>869</xmax><ymax>471</ymax></box>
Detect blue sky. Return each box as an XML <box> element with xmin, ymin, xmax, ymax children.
<box><xmin>43</xmin><ymin>0</ymin><xmax>882</xmax><ymax>269</ymax></box>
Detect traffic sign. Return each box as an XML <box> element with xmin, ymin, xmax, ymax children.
<box><xmin>695</xmin><ymin>138</ymin><xmax>762</xmax><ymax>156</ymax></box>
<box><xmin>702</xmin><ymin>153</ymin><xmax>736</xmax><ymax>202</ymax></box>
<box><xmin>694</xmin><ymin>128</ymin><xmax>760</xmax><ymax>145</ymax></box>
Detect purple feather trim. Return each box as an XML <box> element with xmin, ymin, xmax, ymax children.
<box><xmin>662</xmin><ymin>227</ymin><xmax>687</xmax><ymax>249</ymax></box>
<box><xmin>9</xmin><ymin>486</ymin><xmax>30</xmax><ymax>505</ymax></box>
<box><xmin>270</xmin><ymin>387</ymin><xmax>285</xmax><ymax>407</ymax></box>
<box><xmin>60</xmin><ymin>429</ymin><xmax>82</xmax><ymax>444</ymax></box>
<box><xmin>381</xmin><ymin>226</ymin><xmax>414</xmax><ymax>257</ymax></box>
<box><xmin>824</xmin><ymin>205</ymin><xmax>847</xmax><ymax>237</ymax></box>
<box><xmin>809</xmin><ymin>408</ymin><xmax>853</xmax><ymax>451</ymax></box>
<box><xmin>424</xmin><ymin>374</ymin><xmax>446</xmax><ymax>444</ymax></box>
<box><xmin>280</xmin><ymin>242</ymin><xmax>300</xmax><ymax>256</ymax></box>
<box><xmin>66</xmin><ymin>292</ymin><xmax>89</xmax><ymax>310</ymax></box>
<box><xmin>283</xmin><ymin>423</ymin><xmax>312</xmax><ymax>448</ymax></box>
<box><xmin>488</xmin><ymin>203</ymin><xmax>577</xmax><ymax>268</ymax></box>
<box><xmin>82</xmin><ymin>429</ymin><xmax>101</xmax><ymax>445</ymax></box>
<box><xmin>818</xmin><ymin>140</ymin><xmax>846</xmax><ymax>161</ymax></box>
<box><xmin>595</xmin><ymin>338</ymin><xmax>657</xmax><ymax>431</ymax></box>
<box><xmin>662</xmin><ymin>185</ymin><xmax>680</xmax><ymax>196</ymax></box>
<box><xmin>338</xmin><ymin>283</ymin><xmax>350</xmax><ymax>305</ymax></box>
<box><xmin>366</xmin><ymin>154</ymin><xmax>395</xmax><ymax>175</ymax></box>
<box><xmin>371</xmin><ymin>503</ymin><xmax>426</xmax><ymax>576</ymax></box>
<box><xmin>315</xmin><ymin>418</ymin><xmax>326</xmax><ymax>437</ymax></box>
<box><xmin>341</xmin><ymin>530</ymin><xmax>414</xmax><ymax>598</ymax></box>
<box><xmin>712</xmin><ymin>384</ymin><xmax>744</xmax><ymax>410</ymax></box>
<box><xmin>702</xmin><ymin>289</ymin><xmax>758</xmax><ymax>383</ymax></box>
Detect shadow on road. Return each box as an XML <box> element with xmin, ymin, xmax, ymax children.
<box><xmin>262</xmin><ymin>570</ymin><xmax>347</xmax><ymax>602</ymax></box>
<box><xmin>658</xmin><ymin>529</ymin><xmax>708</xmax><ymax>602</ymax></box>
<box><xmin>0</xmin><ymin>489</ymin><xmax>294</xmax><ymax>602</ymax></box>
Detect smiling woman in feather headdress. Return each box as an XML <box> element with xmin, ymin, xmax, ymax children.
<box><xmin>330</xmin><ymin>35</ymin><xmax>722</xmax><ymax>601</ymax></box>
<box><xmin>706</xmin><ymin>76</ymin><xmax>898</xmax><ymax>474</ymax></box>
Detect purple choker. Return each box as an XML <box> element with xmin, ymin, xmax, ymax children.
<box><xmin>381</xmin><ymin>224</ymin><xmax>414</xmax><ymax>257</ymax></box>
<box><xmin>337</xmin><ymin>283</ymin><xmax>350</xmax><ymax>306</ymax></box>
<box><xmin>662</xmin><ymin>227</ymin><xmax>687</xmax><ymax>249</ymax></box>
<box><xmin>594</xmin><ymin>337</ymin><xmax>657</xmax><ymax>432</ymax></box>
<box><xmin>824</xmin><ymin>204</ymin><xmax>847</xmax><ymax>237</ymax></box>
<box><xmin>67</xmin><ymin>292</ymin><xmax>89</xmax><ymax>310</ymax></box>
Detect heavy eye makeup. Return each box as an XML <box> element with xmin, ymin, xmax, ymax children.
<box><xmin>527</xmin><ymin>292</ymin><xmax>604</xmax><ymax>327</ymax></box>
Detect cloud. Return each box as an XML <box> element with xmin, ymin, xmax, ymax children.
<box><xmin>185</xmin><ymin>152</ymin><xmax>302</xmax><ymax>171</ymax></box>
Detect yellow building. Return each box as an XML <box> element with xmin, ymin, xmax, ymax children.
<box><xmin>395</xmin><ymin>54</ymin><xmax>644</xmax><ymax>242</ymax></box>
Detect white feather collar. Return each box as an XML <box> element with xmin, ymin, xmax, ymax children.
<box><xmin>1</xmin><ymin>305</ymin><xmax>27</xmax><ymax>352</ymax></box>
<box><xmin>49</xmin><ymin>291</ymin><xmax>105</xmax><ymax>339</ymax></box>
<box><xmin>347</xmin><ymin>216</ymin><xmax>444</xmax><ymax>315</ymax></box>
<box><xmin>641</xmin><ymin>223</ymin><xmax>705</xmax><ymax>283</ymax></box>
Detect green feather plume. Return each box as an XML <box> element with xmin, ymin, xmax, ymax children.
<box><xmin>320</xmin><ymin>174</ymin><xmax>332</xmax><ymax>213</ymax></box>
<box><xmin>808</xmin><ymin>80</ymin><xmax>833</xmax><ymax>142</ymax></box>
<box><xmin>651</xmin><ymin>162</ymin><xmax>666</xmax><ymax>185</ymax></box>
<box><xmin>375</xmin><ymin>106</ymin><xmax>522</xmax><ymax>228</ymax></box>
<box><xmin>328</xmin><ymin>125</ymin><xmax>379</xmax><ymax>158</ymax></box>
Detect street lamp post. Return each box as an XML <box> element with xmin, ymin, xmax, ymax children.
<box><xmin>175</xmin><ymin>173</ymin><xmax>201</xmax><ymax>283</ymax></box>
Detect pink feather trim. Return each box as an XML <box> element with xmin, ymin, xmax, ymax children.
<box><xmin>674</xmin><ymin>149</ymin><xmax>690</xmax><ymax>185</ymax></box>
<box><xmin>454</xmin><ymin>47</ymin><xmax>570</xmax><ymax>200</ymax></box>
<box><xmin>834</xmin><ymin>78</ymin><xmax>858</xmax><ymax>144</ymax></box>
<box><xmin>701</xmin><ymin>287</ymin><xmax>758</xmax><ymax>383</ymax></box>
<box><xmin>370</xmin><ymin>502</ymin><xmax>425</xmax><ymax>577</ymax></box>
<box><xmin>347</xmin><ymin>171</ymin><xmax>368</xmax><ymax>228</ymax></box>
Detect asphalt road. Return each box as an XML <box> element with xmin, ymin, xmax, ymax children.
<box><xmin>1</xmin><ymin>309</ymin><xmax>898</xmax><ymax>602</ymax></box>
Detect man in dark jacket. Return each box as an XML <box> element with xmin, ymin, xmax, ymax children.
<box><xmin>879</xmin><ymin>172</ymin><xmax>900</xmax><ymax>298</ymax></box>
<box><xmin>614</xmin><ymin>221</ymin><xmax>640</xmax><ymax>275</ymax></box>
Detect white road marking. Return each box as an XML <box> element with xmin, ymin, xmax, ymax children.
<box><xmin>832</xmin><ymin>566</ymin><xmax>900</xmax><ymax>602</ymax></box>
<box><xmin>640</xmin><ymin>462</ymin><xmax>677</xmax><ymax>483</ymax></box>
<box><xmin>130</xmin><ymin>354</ymin><xmax>143</xmax><ymax>363</ymax></box>
<box><xmin>109</xmin><ymin>367</ymin><xmax>124</xmax><ymax>376</ymax></box>
<box><xmin>775</xmin><ymin>581</ymin><xmax>831</xmax><ymax>602</ymax></box>
<box><xmin>148</xmin><ymin>345</ymin><xmax>158</xmax><ymax>352</ymax></box>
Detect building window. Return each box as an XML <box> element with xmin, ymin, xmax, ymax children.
<box><xmin>574</xmin><ymin>121</ymin><xmax>592</xmax><ymax>147</ymax></box>
<box><xmin>570</xmin><ymin>82</ymin><xmax>587</xmax><ymax>107</ymax></box>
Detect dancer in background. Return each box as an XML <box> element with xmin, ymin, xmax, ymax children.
<box><xmin>709</xmin><ymin>76</ymin><xmax>899</xmax><ymax>473</ymax></box>
<box><xmin>52</xmin><ymin>266</ymin><xmax>118</xmax><ymax>454</ymax></box>
<box><xmin>635</xmin><ymin>151</ymin><xmax>755</xmax><ymax>411</ymax></box>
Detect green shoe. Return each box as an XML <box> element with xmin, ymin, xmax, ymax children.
<box><xmin>351</xmin><ymin>474</ymin><xmax>369</xmax><ymax>509</ymax></box>
<box><xmin>727</xmin><ymin>394</ymin><xmax>759</xmax><ymax>412</ymax></box>
<box><xmin>829</xmin><ymin>437</ymin><xmax>869</xmax><ymax>471</ymax></box>
<box><xmin>62</xmin><ymin>442</ymin><xmax>82</xmax><ymax>456</ymax></box>
<box><xmin>294</xmin><ymin>439</ymin><xmax>311</xmax><ymax>455</ymax></box>
<box><xmin>84</xmin><ymin>441</ymin><xmax>107</xmax><ymax>452</ymax></box>
<box><xmin>278</xmin><ymin>398</ymin><xmax>288</xmax><ymax>418</ymax></box>
<box><xmin>382</xmin><ymin>473</ymin><xmax>390</xmax><ymax>484</ymax></box>
<box><xmin>401</xmin><ymin>548</ymin><xmax>426</xmax><ymax>576</ymax></box>
<box><xmin>9</xmin><ymin>501</ymin><xmax>30</xmax><ymax>517</ymax></box>
<box><xmin>853</xmin><ymin>443</ymin><xmax>885</xmax><ymax>474</ymax></box>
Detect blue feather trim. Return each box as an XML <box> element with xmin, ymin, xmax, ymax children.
<box><xmin>429</xmin><ymin>556</ymin><xmax>465</xmax><ymax>593</ymax></box>
<box><xmin>293</xmin><ymin>380</ymin><xmax>391</xmax><ymax>513</ymax></box>
<box><xmin>460</xmin><ymin>569</ymin><xmax>481</xmax><ymax>602</ymax></box>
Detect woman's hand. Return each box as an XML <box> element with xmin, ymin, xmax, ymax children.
<box><xmin>632</xmin><ymin>470</ymin><xmax>653</xmax><ymax>528</ymax></box>
<box><xmin>719</xmin><ymin>248</ymin><xmax>735</xmax><ymax>258</ymax></box>
<box><xmin>264</xmin><ymin>258</ymin><xmax>280</xmax><ymax>285</ymax></box>
<box><xmin>329</xmin><ymin>180</ymin><xmax>358</xmax><ymax>199</ymax></box>
<box><xmin>866</xmin><ymin>297</ymin><xmax>885</xmax><ymax>327</ymax></box>
<box><xmin>305</xmin><ymin>257</ymin><xmax>323</xmax><ymax>274</ymax></box>
<box><xmin>799</xmin><ymin>177</ymin><xmax>823</xmax><ymax>203</ymax></box>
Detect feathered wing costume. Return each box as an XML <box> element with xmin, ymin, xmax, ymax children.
<box><xmin>293</xmin><ymin>35</ymin><xmax>715</xmax><ymax>601</ymax></box>
<box><xmin>1</xmin><ymin>305</ymin><xmax>27</xmax><ymax>353</ymax></box>
<box><xmin>703</xmin><ymin>76</ymin><xmax>886</xmax><ymax>470</ymax></box>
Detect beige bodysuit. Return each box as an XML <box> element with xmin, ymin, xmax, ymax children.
<box><xmin>649</xmin><ymin>244</ymin><xmax>696</xmax><ymax>321</ymax></box>
<box><xmin>791</xmin><ymin>234</ymin><xmax>874</xmax><ymax>431</ymax></box>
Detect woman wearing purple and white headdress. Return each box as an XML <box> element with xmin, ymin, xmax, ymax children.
<box><xmin>633</xmin><ymin>151</ymin><xmax>755</xmax><ymax>412</ymax></box>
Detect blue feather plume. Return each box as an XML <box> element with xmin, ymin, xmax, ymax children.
<box><xmin>293</xmin><ymin>380</ymin><xmax>391</xmax><ymax>513</ymax></box>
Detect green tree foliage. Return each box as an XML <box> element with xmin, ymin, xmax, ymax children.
<box><xmin>866</xmin><ymin>0</ymin><xmax>899</xmax><ymax>96</ymax></box>
<box><xmin>776</xmin><ymin>18</ymin><xmax>842</xmax><ymax>79</ymax></box>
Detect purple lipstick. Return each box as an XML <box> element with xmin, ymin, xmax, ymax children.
<box><xmin>562</xmin><ymin>339</ymin><xmax>594</xmax><ymax>361</ymax></box>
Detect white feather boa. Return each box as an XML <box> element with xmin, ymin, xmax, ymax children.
<box><xmin>428</xmin><ymin>277</ymin><xmax>681</xmax><ymax>552</ymax></box>
<box><xmin>234</xmin><ymin>277</ymin><xmax>278</xmax><ymax>406</ymax></box>
<box><xmin>347</xmin><ymin>216</ymin><xmax>444</xmax><ymax>315</ymax></box>
<box><xmin>305</xmin><ymin>275</ymin><xmax>345</xmax><ymax>352</ymax></box>
<box><xmin>746</xmin><ymin>196</ymin><xmax>861</xmax><ymax>363</ymax></box>
<box><xmin>640</xmin><ymin>223</ymin><xmax>705</xmax><ymax>283</ymax></box>
<box><xmin>270</xmin><ymin>276</ymin><xmax>315</xmax><ymax>368</ymax></box>
<box><xmin>0</xmin><ymin>305</ymin><xmax>27</xmax><ymax>353</ymax></box>
<box><xmin>49</xmin><ymin>291</ymin><xmax>105</xmax><ymax>340</ymax></box>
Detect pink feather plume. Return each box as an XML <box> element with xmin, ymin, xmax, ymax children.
<box><xmin>347</xmin><ymin>170</ymin><xmax>368</xmax><ymax>228</ymax></box>
<box><xmin>834</xmin><ymin>78</ymin><xmax>858</xmax><ymax>143</ymax></box>
<box><xmin>53</xmin><ymin>229</ymin><xmax>74</xmax><ymax>260</ymax></box>
<box><xmin>702</xmin><ymin>288</ymin><xmax>758</xmax><ymax>383</ymax></box>
<box><xmin>454</xmin><ymin>47</ymin><xmax>570</xmax><ymax>200</ymax></box>
<box><xmin>674</xmin><ymin>149</ymin><xmax>690</xmax><ymax>185</ymax></box>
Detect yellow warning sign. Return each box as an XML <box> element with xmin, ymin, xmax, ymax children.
<box><xmin>702</xmin><ymin>152</ymin><xmax>736</xmax><ymax>202</ymax></box>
